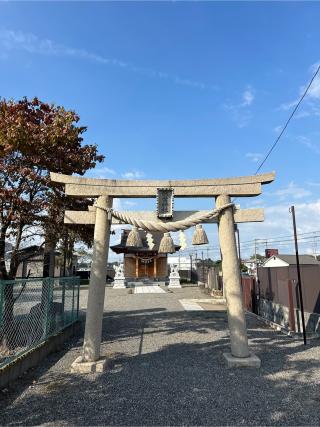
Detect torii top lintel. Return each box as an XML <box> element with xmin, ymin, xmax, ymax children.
<box><xmin>50</xmin><ymin>171</ymin><xmax>275</xmax><ymax>198</ymax></box>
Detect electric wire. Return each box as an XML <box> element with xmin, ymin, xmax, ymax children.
<box><xmin>255</xmin><ymin>64</ymin><xmax>320</xmax><ymax>174</ymax></box>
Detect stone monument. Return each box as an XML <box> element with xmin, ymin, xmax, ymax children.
<box><xmin>168</xmin><ymin>264</ymin><xmax>181</xmax><ymax>288</ymax></box>
<box><xmin>112</xmin><ymin>263</ymin><xmax>126</xmax><ymax>288</ymax></box>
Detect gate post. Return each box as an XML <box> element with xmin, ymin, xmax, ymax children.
<box><xmin>216</xmin><ymin>195</ymin><xmax>260</xmax><ymax>368</ymax></box>
<box><xmin>71</xmin><ymin>195</ymin><xmax>112</xmax><ymax>373</ymax></box>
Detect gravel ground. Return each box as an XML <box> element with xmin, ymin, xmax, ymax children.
<box><xmin>1</xmin><ymin>286</ymin><xmax>320</xmax><ymax>426</ymax></box>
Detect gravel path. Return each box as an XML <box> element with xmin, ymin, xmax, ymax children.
<box><xmin>1</xmin><ymin>286</ymin><xmax>320</xmax><ymax>426</ymax></box>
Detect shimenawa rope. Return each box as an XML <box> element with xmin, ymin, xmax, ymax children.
<box><xmin>94</xmin><ymin>203</ymin><xmax>234</xmax><ymax>232</ymax></box>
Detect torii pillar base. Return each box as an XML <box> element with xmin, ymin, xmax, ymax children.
<box><xmin>71</xmin><ymin>356</ymin><xmax>108</xmax><ymax>374</ymax></box>
<box><xmin>223</xmin><ymin>352</ymin><xmax>261</xmax><ymax>368</ymax></box>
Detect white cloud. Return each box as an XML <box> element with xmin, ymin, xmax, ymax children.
<box><xmin>124</xmin><ymin>201</ymin><xmax>137</xmax><ymax>207</ymax></box>
<box><xmin>122</xmin><ymin>170</ymin><xmax>144</xmax><ymax>179</ymax></box>
<box><xmin>301</xmin><ymin>62</ymin><xmax>320</xmax><ymax>100</ymax></box>
<box><xmin>272</xmin><ymin>181</ymin><xmax>312</xmax><ymax>200</ymax></box>
<box><xmin>296</xmin><ymin>136</ymin><xmax>320</xmax><ymax>155</ymax></box>
<box><xmin>88</xmin><ymin>167</ymin><xmax>116</xmax><ymax>178</ymax></box>
<box><xmin>241</xmin><ymin>87</ymin><xmax>254</xmax><ymax>106</ymax></box>
<box><xmin>279</xmin><ymin>61</ymin><xmax>320</xmax><ymax>116</ymax></box>
<box><xmin>239</xmin><ymin>200</ymin><xmax>320</xmax><ymax>258</ymax></box>
<box><xmin>113</xmin><ymin>198</ymin><xmax>123</xmax><ymax>211</ymax></box>
<box><xmin>0</xmin><ymin>28</ymin><xmax>215</xmax><ymax>91</ymax></box>
<box><xmin>223</xmin><ymin>85</ymin><xmax>255</xmax><ymax>128</ymax></box>
<box><xmin>245</xmin><ymin>152</ymin><xmax>263</xmax><ymax>163</ymax></box>
<box><xmin>279</xmin><ymin>99</ymin><xmax>298</xmax><ymax>111</ymax></box>
<box><xmin>273</xmin><ymin>125</ymin><xmax>282</xmax><ymax>133</ymax></box>
<box><xmin>307</xmin><ymin>181</ymin><xmax>320</xmax><ymax>187</ymax></box>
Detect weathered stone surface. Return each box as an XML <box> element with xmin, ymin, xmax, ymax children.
<box><xmin>112</xmin><ymin>279</ymin><xmax>126</xmax><ymax>289</ymax></box>
<box><xmin>70</xmin><ymin>356</ymin><xmax>108</xmax><ymax>373</ymax></box>
<box><xmin>64</xmin><ymin>208</ymin><xmax>265</xmax><ymax>225</ymax></box>
<box><xmin>112</xmin><ymin>264</ymin><xmax>126</xmax><ymax>288</ymax></box>
<box><xmin>83</xmin><ymin>196</ymin><xmax>112</xmax><ymax>362</ymax></box>
<box><xmin>50</xmin><ymin>171</ymin><xmax>275</xmax><ymax>198</ymax></box>
<box><xmin>223</xmin><ymin>352</ymin><xmax>261</xmax><ymax>368</ymax></box>
<box><xmin>168</xmin><ymin>264</ymin><xmax>181</xmax><ymax>288</ymax></box>
<box><xmin>51</xmin><ymin>171</ymin><xmax>275</xmax><ymax>187</ymax></box>
<box><xmin>64</xmin><ymin>183</ymin><xmax>263</xmax><ymax>197</ymax></box>
<box><xmin>217</xmin><ymin>194</ymin><xmax>250</xmax><ymax>359</ymax></box>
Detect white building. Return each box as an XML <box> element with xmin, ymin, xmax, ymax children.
<box><xmin>262</xmin><ymin>254</ymin><xmax>320</xmax><ymax>268</ymax></box>
<box><xmin>168</xmin><ymin>256</ymin><xmax>192</xmax><ymax>271</ymax></box>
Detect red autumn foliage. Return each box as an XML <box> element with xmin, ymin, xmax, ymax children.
<box><xmin>0</xmin><ymin>97</ymin><xmax>104</xmax><ymax>279</ymax></box>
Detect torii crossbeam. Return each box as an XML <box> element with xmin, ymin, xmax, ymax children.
<box><xmin>51</xmin><ymin>171</ymin><xmax>275</xmax><ymax>371</ymax></box>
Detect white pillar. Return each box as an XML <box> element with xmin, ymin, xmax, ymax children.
<box><xmin>216</xmin><ymin>195</ymin><xmax>250</xmax><ymax>359</ymax></box>
<box><xmin>83</xmin><ymin>196</ymin><xmax>112</xmax><ymax>362</ymax></box>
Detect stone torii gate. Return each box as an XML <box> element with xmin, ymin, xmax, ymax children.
<box><xmin>51</xmin><ymin>171</ymin><xmax>275</xmax><ymax>372</ymax></box>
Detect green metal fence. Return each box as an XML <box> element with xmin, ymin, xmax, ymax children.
<box><xmin>0</xmin><ymin>277</ymin><xmax>80</xmax><ymax>368</ymax></box>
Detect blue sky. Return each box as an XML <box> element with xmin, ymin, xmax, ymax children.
<box><xmin>1</xmin><ymin>2</ymin><xmax>320</xmax><ymax>259</ymax></box>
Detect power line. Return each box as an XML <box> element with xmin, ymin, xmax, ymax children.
<box><xmin>239</xmin><ymin>229</ymin><xmax>320</xmax><ymax>245</ymax></box>
<box><xmin>255</xmin><ymin>64</ymin><xmax>320</xmax><ymax>174</ymax></box>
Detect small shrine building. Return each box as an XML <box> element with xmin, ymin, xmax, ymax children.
<box><xmin>110</xmin><ymin>229</ymin><xmax>180</xmax><ymax>280</ymax></box>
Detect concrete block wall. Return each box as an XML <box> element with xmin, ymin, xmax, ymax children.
<box><xmin>258</xmin><ymin>298</ymin><xmax>320</xmax><ymax>334</ymax></box>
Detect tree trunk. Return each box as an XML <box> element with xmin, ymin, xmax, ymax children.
<box><xmin>43</xmin><ymin>236</ymin><xmax>57</xmax><ymax>278</ymax></box>
<box><xmin>66</xmin><ymin>233</ymin><xmax>75</xmax><ymax>276</ymax></box>
<box><xmin>0</xmin><ymin>226</ymin><xmax>8</xmax><ymax>280</ymax></box>
<box><xmin>2</xmin><ymin>223</ymin><xmax>24</xmax><ymax>348</ymax></box>
<box><xmin>40</xmin><ymin>233</ymin><xmax>58</xmax><ymax>338</ymax></box>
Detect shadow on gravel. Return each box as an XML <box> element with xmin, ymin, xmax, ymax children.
<box><xmin>101</xmin><ymin>308</ymin><xmax>229</xmax><ymax>342</ymax></box>
<box><xmin>1</xmin><ymin>309</ymin><xmax>320</xmax><ymax>426</ymax></box>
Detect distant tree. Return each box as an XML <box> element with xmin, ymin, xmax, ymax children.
<box><xmin>0</xmin><ymin>97</ymin><xmax>104</xmax><ymax>280</ymax></box>
<box><xmin>250</xmin><ymin>253</ymin><xmax>266</xmax><ymax>264</ymax></box>
<box><xmin>75</xmin><ymin>244</ymin><xmax>93</xmax><ymax>271</ymax></box>
<box><xmin>213</xmin><ymin>259</ymin><xmax>222</xmax><ymax>271</ymax></box>
<box><xmin>240</xmin><ymin>263</ymin><xmax>248</xmax><ymax>273</ymax></box>
<box><xmin>204</xmin><ymin>258</ymin><xmax>215</xmax><ymax>267</ymax></box>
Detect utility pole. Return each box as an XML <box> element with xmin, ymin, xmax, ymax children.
<box><xmin>254</xmin><ymin>239</ymin><xmax>257</xmax><ymax>278</ymax></box>
<box><xmin>312</xmin><ymin>232</ymin><xmax>317</xmax><ymax>260</ymax></box>
<box><xmin>290</xmin><ymin>206</ymin><xmax>307</xmax><ymax>345</ymax></box>
<box><xmin>201</xmin><ymin>250</ymin><xmax>204</xmax><ymax>284</ymax></box>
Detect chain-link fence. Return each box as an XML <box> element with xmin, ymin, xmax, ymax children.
<box><xmin>0</xmin><ymin>277</ymin><xmax>80</xmax><ymax>368</ymax></box>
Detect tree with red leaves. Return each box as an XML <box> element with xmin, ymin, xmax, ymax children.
<box><xmin>0</xmin><ymin>97</ymin><xmax>104</xmax><ymax>280</ymax></box>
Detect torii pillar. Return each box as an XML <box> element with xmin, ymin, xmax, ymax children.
<box><xmin>71</xmin><ymin>196</ymin><xmax>113</xmax><ymax>373</ymax></box>
<box><xmin>217</xmin><ymin>195</ymin><xmax>260</xmax><ymax>367</ymax></box>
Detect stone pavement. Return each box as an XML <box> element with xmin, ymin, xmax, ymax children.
<box><xmin>1</xmin><ymin>286</ymin><xmax>320</xmax><ymax>426</ymax></box>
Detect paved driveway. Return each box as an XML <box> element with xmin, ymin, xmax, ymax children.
<box><xmin>1</xmin><ymin>286</ymin><xmax>320</xmax><ymax>426</ymax></box>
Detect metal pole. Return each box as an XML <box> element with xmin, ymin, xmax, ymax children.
<box><xmin>290</xmin><ymin>206</ymin><xmax>307</xmax><ymax>345</ymax></box>
<box><xmin>254</xmin><ymin>239</ymin><xmax>257</xmax><ymax>278</ymax></box>
<box><xmin>313</xmin><ymin>232</ymin><xmax>317</xmax><ymax>260</ymax></box>
<box><xmin>202</xmin><ymin>250</ymin><xmax>204</xmax><ymax>284</ymax></box>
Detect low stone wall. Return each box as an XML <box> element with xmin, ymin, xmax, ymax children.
<box><xmin>258</xmin><ymin>297</ymin><xmax>320</xmax><ymax>335</ymax></box>
<box><xmin>0</xmin><ymin>321</ymin><xmax>82</xmax><ymax>390</ymax></box>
